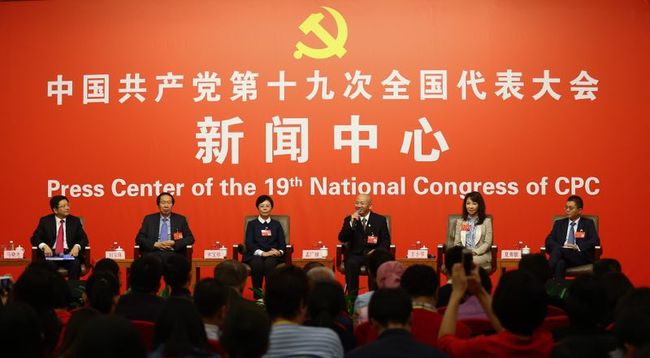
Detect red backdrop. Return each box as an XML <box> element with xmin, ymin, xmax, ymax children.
<box><xmin>1</xmin><ymin>0</ymin><xmax>649</xmax><ymax>285</ymax></box>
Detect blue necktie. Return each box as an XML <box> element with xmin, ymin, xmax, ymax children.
<box><xmin>567</xmin><ymin>222</ymin><xmax>576</xmax><ymax>245</ymax></box>
<box><xmin>160</xmin><ymin>218</ymin><xmax>169</xmax><ymax>242</ymax></box>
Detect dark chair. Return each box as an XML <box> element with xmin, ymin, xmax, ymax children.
<box><xmin>30</xmin><ymin>246</ymin><xmax>92</xmax><ymax>278</ymax></box>
<box><xmin>131</xmin><ymin>320</ymin><xmax>155</xmax><ymax>351</ymax></box>
<box><xmin>541</xmin><ymin>315</ymin><xmax>570</xmax><ymax>331</ymax></box>
<box><xmin>540</xmin><ymin>214</ymin><xmax>601</xmax><ymax>277</ymax></box>
<box><xmin>458</xmin><ymin>318</ymin><xmax>495</xmax><ymax>336</ymax></box>
<box><xmin>436</xmin><ymin>214</ymin><xmax>498</xmax><ymax>277</ymax></box>
<box><xmin>232</xmin><ymin>215</ymin><xmax>293</xmax><ymax>267</ymax></box>
<box><xmin>335</xmin><ymin>215</ymin><xmax>395</xmax><ymax>276</ymax></box>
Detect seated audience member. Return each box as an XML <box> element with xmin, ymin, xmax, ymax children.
<box><xmin>600</xmin><ymin>271</ymin><xmax>634</xmax><ymax>326</ymax></box>
<box><xmin>85</xmin><ymin>271</ymin><xmax>120</xmax><ymax>314</ymax></box>
<box><xmin>58</xmin><ymin>307</ymin><xmax>99</xmax><ymax>357</ymax></box>
<box><xmin>0</xmin><ymin>302</ymin><xmax>46</xmax><ymax>358</ymax></box>
<box><xmin>163</xmin><ymin>253</ymin><xmax>192</xmax><ymax>298</ymax></box>
<box><xmin>553</xmin><ymin>274</ymin><xmax>617</xmax><ymax>355</ymax></box>
<box><xmin>355</xmin><ymin>260</ymin><xmax>404</xmax><ymax>326</ymax></box>
<box><xmin>518</xmin><ymin>253</ymin><xmax>568</xmax><ymax>308</ymax></box>
<box><xmin>357</xmin><ymin>264</ymin><xmax>471</xmax><ymax>346</ymax></box>
<box><xmin>438</xmin><ymin>267</ymin><xmax>553</xmax><ymax>357</ymax></box>
<box><xmin>457</xmin><ymin>267</ymin><xmax>492</xmax><ymax>320</ymax></box>
<box><xmin>437</xmin><ymin>245</ymin><xmax>465</xmax><ymax>308</ymax></box>
<box><xmin>264</xmin><ymin>265</ymin><xmax>343</xmax><ymax>358</ymax></box>
<box><xmin>593</xmin><ymin>258</ymin><xmax>622</xmax><ymax>277</ymax></box>
<box><xmin>243</xmin><ymin>195</ymin><xmax>287</xmax><ymax>299</ymax></box>
<box><xmin>30</xmin><ymin>195</ymin><xmax>89</xmax><ymax>280</ymax></box>
<box><xmin>352</xmin><ymin>250</ymin><xmax>396</xmax><ymax>324</ymax></box>
<box><xmin>545</xmin><ymin>195</ymin><xmax>600</xmax><ymax>280</ymax></box>
<box><xmin>303</xmin><ymin>261</ymin><xmax>325</xmax><ymax>273</ymax></box>
<box><xmin>221</xmin><ymin>300</ymin><xmax>271</xmax><ymax>358</ymax></box>
<box><xmin>114</xmin><ymin>256</ymin><xmax>165</xmax><ymax>322</ymax></box>
<box><xmin>346</xmin><ymin>288</ymin><xmax>447</xmax><ymax>358</ymax></box>
<box><xmin>305</xmin><ymin>280</ymin><xmax>356</xmax><ymax>352</ymax></box>
<box><xmin>93</xmin><ymin>257</ymin><xmax>120</xmax><ymax>277</ymax></box>
<box><xmin>150</xmin><ymin>297</ymin><xmax>216</xmax><ymax>357</ymax></box>
<box><xmin>614</xmin><ymin>288</ymin><xmax>650</xmax><ymax>358</ymax></box>
<box><xmin>214</xmin><ymin>259</ymin><xmax>249</xmax><ymax>296</ymax></box>
<box><xmin>193</xmin><ymin>278</ymin><xmax>229</xmax><ymax>341</ymax></box>
<box><xmin>67</xmin><ymin>315</ymin><xmax>147</xmax><ymax>358</ymax></box>
<box><xmin>135</xmin><ymin>192</ymin><xmax>195</xmax><ymax>258</ymax></box>
<box><xmin>452</xmin><ymin>191</ymin><xmax>494</xmax><ymax>271</ymax></box>
<box><xmin>13</xmin><ymin>263</ymin><xmax>69</xmax><ymax>353</ymax></box>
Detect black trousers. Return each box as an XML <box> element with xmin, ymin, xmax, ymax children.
<box><xmin>248</xmin><ymin>256</ymin><xmax>282</xmax><ymax>297</ymax></box>
<box><xmin>548</xmin><ymin>247</ymin><xmax>590</xmax><ymax>279</ymax></box>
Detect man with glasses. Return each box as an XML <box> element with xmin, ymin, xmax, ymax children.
<box><xmin>30</xmin><ymin>195</ymin><xmax>88</xmax><ymax>279</ymax></box>
<box><xmin>136</xmin><ymin>192</ymin><xmax>195</xmax><ymax>258</ymax></box>
<box><xmin>545</xmin><ymin>195</ymin><xmax>600</xmax><ymax>280</ymax></box>
<box><xmin>338</xmin><ymin>194</ymin><xmax>391</xmax><ymax>297</ymax></box>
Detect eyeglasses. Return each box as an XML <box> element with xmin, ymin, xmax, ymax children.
<box><xmin>565</xmin><ymin>206</ymin><xmax>578</xmax><ymax>210</ymax></box>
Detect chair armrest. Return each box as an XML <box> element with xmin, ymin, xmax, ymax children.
<box><xmin>284</xmin><ymin>245</ymin><xmax>293</xmax><ymax>265</ymax></box>
<box><xmin>335</xmin><ymin>244</ymin><xmax>344</xmax><ymax>273</ymax></box>
<box><xmin>232</xmin><ymin>244</ymin><xmax>244</xmax><ymax>261</ymax></box>
<box><xmin>186</xmin><ymin>245</ymin><xmax>193</xmax><ymax>260</ymax></box>
<box><xmin>134</xmin><ymin>245</ymin><xmax>140</xmax><ymax>259</ymax></box>
<box><xmin>489</xmin><ymin>245</ymin><xmax>498</xmax><ymax>275</ymax></box>
<box><xmin>594</xmin><ymin>246</ymin><xmax>602</xmax><ymax>259</ymax></box>
<box><xmin>83</xmin><ymin>246</ymin><xmax>92</xmax><ymax>269</ymax></box>
<box><xmin>389</xmin><ymin>244</ymin><xmax>396</xmax><ymax>257</ymax></box>
<box><xmin>31</xmin><ymin>246</ymin><xmax>39</xmax><ymax>261</ymax></box>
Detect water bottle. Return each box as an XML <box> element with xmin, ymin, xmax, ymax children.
<box><xmin>8</xmin><ymin>240</ymin><xmax>14</xmax><ymax>250</ymax></box>
<box><xmin>111</xmin><ymin>241</ymin><xmax>118</xmax><ymax>251</ymax></box>
<box><xmin>522</xmin><ymin>244</ymin><xmax>530</xmax><ymax>255</ymax></box>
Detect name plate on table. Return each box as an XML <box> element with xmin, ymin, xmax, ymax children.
<box><xmin>302</xmin><ymin>249</ymin><xmax>325</xmax><ymax>259</ymax></box>
<box><xmin>501</xmin><ymin>250</ymin><xmax>522</xmax><ymax>259</ymax></box>
<box><xmin>407</xmin><ymin>249</ymin><xmax>428</xmax><ymax>259</ymax></box>
<box><xmin>105</xmin><ymin>250</ymin><xmax>126</xmax><ymax>260</ymax></box>
<box><xmin>3</xmin><ymin>250</ymin><xmax>24</xmax><ymax>259</ymax></box>
<box><xmin>204</xmin><ymin>249</ymin><xmax>228</xmax><ymax>259</ymax></box>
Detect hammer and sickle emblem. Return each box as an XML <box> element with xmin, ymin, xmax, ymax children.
<box><xmin>294</xmin><ymin>6</ymin><xmax>348</xmax><ymax>60</ymax></box>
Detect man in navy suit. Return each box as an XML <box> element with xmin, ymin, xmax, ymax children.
<box><xmin>30</xmin><ymin>195</ymin><xmax>88</xmax><ymax>279</ymax></box>
<box><xmin>338</xmin><ymin>194</ymin><xmax>391</xmax><ymax>296</ymax></box>
<box><xmin>135</xmin><ymin>192</ymin><xmax>195</xmax><ymax>258</ymax></box>
<box><xmin>545</xmin><ymin>195</ymin><xmax>600</xmax><ymax>279</ymax></box>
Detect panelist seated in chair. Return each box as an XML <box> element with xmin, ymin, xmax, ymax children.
<box><xmin>30</xmin><ymin>195</ymin><xmax>88</xmax><ymax>280</ymax></box>
<box><xmin>338</xmin><ymin>194</ymin><xmax>391</xmax><ymax>297</ymax></box>
<box><xmin>452</xmin><ymin>191</ymin><xmax>493</xmax><ymax>271</ymax></box>
<box><xmin>135</xmin><ymin>192</ymin><xmax>195</xmax><ymax>258</ymax></box>
<box><xmin>244</xmin><ymin>195</ymin><xmax>286</xmax><ymax>298</ymax></box>
<box><xmin>545</xmin><ymin>195</ymin><xmax>600</xmax><ymax>280</ymax></box>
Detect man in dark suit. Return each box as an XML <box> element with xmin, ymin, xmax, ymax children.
<box><xmin>30</xmin><ymin>195</ymin><xmax>88</xmax><ymax>280</ymax></box>
<box><xmin>346</xmin><ymin>288</ymin><xmax>447</xmax><ymax>358</ymax></box>
<box><xmin>545</xmin><ymin>195</ymin><xmax>600</xmax><ymax>279</ymax></box>
<box><xmin>338</xmin><ymin>194</ymin><xmax>390</xmax><ymax>296</ymax></box>
<box><xmin>135</xmin><ymin>192</ymin><xmax>195</xmax><ymax>258</ymax></box>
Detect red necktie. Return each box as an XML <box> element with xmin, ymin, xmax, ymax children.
<box><xmin>55</xmin><ymin>219</ymin><xmax>65</xmax><ymax>255</ymax></box>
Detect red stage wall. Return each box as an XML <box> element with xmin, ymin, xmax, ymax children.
<box><xmin>1</xmin><ymin>1</ymin><xmax>649</xmax><ymax>285</ymax></box>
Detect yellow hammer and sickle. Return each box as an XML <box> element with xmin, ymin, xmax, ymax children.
<box><xmin>294</xmin><ymin>6</ymin><xmax>348</xmax><ymax>60</ymax></box>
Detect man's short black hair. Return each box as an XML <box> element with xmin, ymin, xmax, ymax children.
<box><xmin>213</xmin><ymin>260</ymin><xmax>249</xmax><ymax>291</ymax></box>
<box><xmin>255</xmin><ymin>194</ymin><xmax>274</xmax><ymax>208</ymax></box>
<box><xmin>518</xmin><ymin>253</ymin><xmax>551</xmax><ymax>285</ymax></box>
<box><xmin>156</xmin><ymin>192</ymin><xmax>175</xmax><ymax>205</ymax></box>
<box><xmin>193</xmin><ymin>278</ymin><xmax>229</xmax><ymax>319</ymax></box>
<box><xmin>444</xmin><ymin>245</ymin><xmax>464</xmax><ymax>273</ymax></box>
<box><xmin>368</xmin><ymin>288</ymin><xmax>412</xmax><ymax>327</ymax></box>
<box><xmin>593</xmin><ymin>258</ymin><xmax>622</xmax><ymax>277</ymax></box>
<box><xmin>163</xmin><ymin>254</ymin><xmax>191</xmax><ymax>289</ymax></box>
<box><xmin>129</xmin><ymin>256</ymin><xmax>163</xmax><ymax>293</ymax></box>
<box><xmin>94</xmin><ymin>258</ymin><xmax>120</xmax><ymax>278</ymax></box>
<box><xmin>492</xmin><ymin>270</ymin><xmax>547</xmax><ymax>336</ymax></box>
<box><xmin>367</xmin><ymin>248</ymin><xmax>394</xmax><ymax>277</ymax></box>
<box><xmin>264</xmin><ymin>265</ymin><xmax>309</xmax><ymax>320</ymax></box>
<box><xmin>400</xmin><ymin>264</ymin><xmax>438</xmax><ymax>298</ymax></box>
<box><xmin>221</xmin><ymin>301</ymin><xmax>271</xmax><ymax>358</ymax></box>
<box><xmin>50</xmin><ymin>195</ymin><xmax>68</xmax><ymax>211</ymax></box>
<box><xmin>565</xmin><ymin>274</ymin><xmax>608</xmax><ymax>327</ymax></box>
<box><xmin>567</xmin><ymin>195</ymin><xmax>583</xmax><ymax>209</ymax></box>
